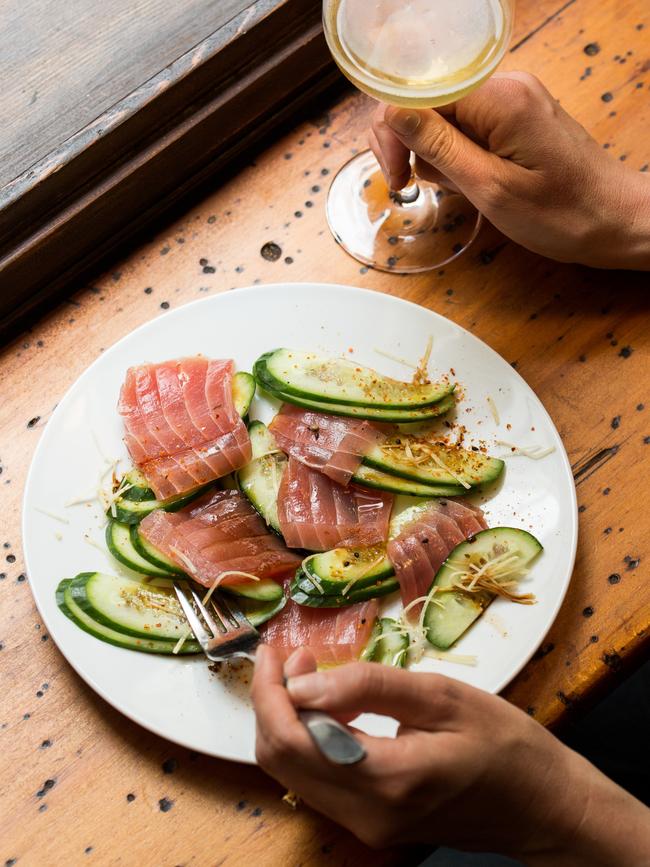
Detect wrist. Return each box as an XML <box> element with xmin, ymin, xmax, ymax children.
<box><xmin>522</xmin><ymin>752</ymin><xmax>650</xmax><ymax>867</ymax></box>
<box><xmin>581</xmin><ymin>167</ymin><xmax>650</xmax><ymax>269</ymax></box>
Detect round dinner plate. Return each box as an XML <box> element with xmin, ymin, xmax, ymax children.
<box><xmin>23</xmin><ymin>283</ymin><xmax>577</xmax><ymax>763</ymax></box>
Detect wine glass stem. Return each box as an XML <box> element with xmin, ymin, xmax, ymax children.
<box><xmin>392</xmin><ymin>182</ymin><xmax>420</xmax><ymax>205</ymax></box>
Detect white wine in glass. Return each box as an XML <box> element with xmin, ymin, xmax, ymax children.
<box><xmin>323</xmin><ymin>0</ymin><xmax>514</xmax><ymax>272</ymax></box>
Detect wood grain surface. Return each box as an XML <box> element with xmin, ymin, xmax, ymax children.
<box><xmin>1</xmin><ymin>0</ymin><xmax>649</xmax><ymax>864</ymax></box>
<box><xmin>0</xmin><ymin>0</ymin><xmax>254</xmax><ymax>188</ymax></box>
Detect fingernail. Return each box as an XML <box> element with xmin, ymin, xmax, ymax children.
<box><xmin>286</xmin><ymin>672</ymin><xmax>326</xmax><ymax>704</ymax></box>
<box><xmin>283</xmin><ymin>647</ymin><xmax>303</xmax><ymax>679</ymax></box>
<box><xmin>385</xmin><ymin>109</ymin><xmax>421</xmax><ymax>135</ymax></box>
<box><xmin>255</xmin><ymin>644</ymin><xmax>267</xmax><ymax>665</ymax></box>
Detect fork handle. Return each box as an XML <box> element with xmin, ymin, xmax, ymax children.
<box><xmin>298</xmin><ymin>710</ymin><xmax>366</xmax><ymax>765</ymax></box>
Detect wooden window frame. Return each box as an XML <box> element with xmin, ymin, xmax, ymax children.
<box><xmin>0</xmin><ymin>0</ymin><xmax>338</xmax><ymax>340</ymax></box>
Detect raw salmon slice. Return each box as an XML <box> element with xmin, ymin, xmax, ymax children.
<box><xmin>260</xmin><ymin>589</ymin><xmax>379</xmax><ymax>664</ymax></box>
<box><xmin>277</xmin><ymin>457</ymin><xmax>393</xmax><ymax>552</ymax></box>
<box><xmin>140</xmin><ymin>490</ymin><xmax>301</xmax><ymax>587</ymax></box>
<box><xmin>269</xmin><ymin>404</ymin><xmax>390</xmax><ymax>486</ymax></box>
<box><xmin>118</xmin><ymin>358</ymin><xmax>251</xmax><ymax>499</ymax></box>
<box><xmin>387</xmin><ymin>499</ymin><xmax>488</xmax><ymax>610</ymax></box>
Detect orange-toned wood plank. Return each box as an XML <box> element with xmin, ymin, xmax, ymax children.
<box><xmin>0</xmin><ymin>1</ymin><xmax>648</xmax><ymax>864</ymax></box>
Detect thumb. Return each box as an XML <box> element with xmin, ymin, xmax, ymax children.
<box><xmin>384</xmin><ymin>106</ymin><xmax>501</xmax><ymax>202</ymax></box>
<box><xmin>286</xmin><ymin>662</ymin><xmax>464</xmax><ymax>731</ymax></box>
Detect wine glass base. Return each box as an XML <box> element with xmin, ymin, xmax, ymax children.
<box><xmin>326</xmin><ymin>149</ymin><xmax>482</xmax><ymax>274</ymax></box>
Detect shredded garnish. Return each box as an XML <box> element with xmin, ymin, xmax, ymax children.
<box><xmin>373</xmin><ymin>348</ymin><xmax>418</xmax><ymax>369</ymax></box>
<box><xmin>91</xmin><ymin>429</ymin><xmax>112</xmax><ymax>465</ymax></box>
<box><xmin>486</xmin><ymin>395</ymin><xmax>500</xmax><ymax>426</ymax></box>
<box><xmin>341</xmin><ymin>554</ymin><xmax>386</xmax><ymax>596</ymax></box>
<box><xmin>391</xmin><ymin>584</ymin><xmax>445</xmax><ymax>665</ymax></box>
<box><xmin>412</xmin><ymin>335</ymin><xmax>433</xmax><ymax>385</ymax></box>
<box><xmin>83</xmin><ymin>534</ymin><xmax>106</xmax><ymax>553</ymax></box>
<box><xmin>496</xmin><ymin>440</ymin><xmax>556</xmax><ymax>460</ymax></box>
<box><xmin>300</xmin><ymin>554</ymin><xmax>325</xmax><ymax>594</ymax></box>
<box><xmin>65</xmin><ymin>492</ymin><xmax>100</xmax><ymax>508</ymax></box>
<box><xmin>172</xmin><ymin>570</ymin><xmax>261</xmax><ymax>654</ymax></box>
<box><xmin>35</xmin><ymin>506</ymin><xmax>70</xmax><ymax>524</ymax></box>
<box><xmin>425</xmin><ymin>450</ymin><xmax>472</xmax><ymax>490</ymax></box>
<box><xmin>444</xmin><ymin>550</ymin><xmax>536</xmax><ymax>604</ymax></box>
<box><xmin>282</xmin><ymin>790</ymin><xmax>301</xmax><ymax>809</ymax></box>
<box><xmin>380</xmin><ymin>438</ymin><xmax>472</xmax><ymax>490</ymax></box>
<box><xmin>424</xmin><ymin>649</ymin><xmax>478</xmax><ymax>667</ymax></box>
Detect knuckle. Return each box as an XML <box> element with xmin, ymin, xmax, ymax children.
<box><xmin>423</xmin><ymin>673</ymin><xmax>462</xmax><ymax>717</ymax></box>
<box><xmin>419</xmin><ymin>123</ymin><xmax>457</xmax><ymax>166</ymax></box>
<box><xmin>498</xmin><ymin>76</ymin><xmax>539</xmax><ymax>117</ymax></box>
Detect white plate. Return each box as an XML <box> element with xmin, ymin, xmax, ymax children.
<box><xmin>23</xmin><ymin>283</ymin><xmax>577</xmax><ymax>763</ymax></box>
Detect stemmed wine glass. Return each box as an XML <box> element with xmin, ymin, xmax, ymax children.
<box><xmin>323</xmin><ymin>0</ymin><xmax>514</xmax><ymax>273</ymax></box>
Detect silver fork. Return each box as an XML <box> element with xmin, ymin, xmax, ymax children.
<box><xmin>173</xmin><ymin>581</ymin><xmax>366</xmax><ymax>765</ymax></box>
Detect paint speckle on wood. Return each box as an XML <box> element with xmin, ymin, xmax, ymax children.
<box><xmin>36</xmin><ymin>779</ymin><xmax>55</xmax><ymax>798</ymax></box>
<box><xmin>162</xmin><ymin>758</ymin><xmax>177</xmax><ymax>774</ymax></box>
<box><xmin>260</xmin><ymin>243</ymin><xmax>282</xmax><ymax>262</ymax></box>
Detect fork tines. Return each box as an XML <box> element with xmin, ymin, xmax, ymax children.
<box><xmin>173</xmin><ymin>581</ymin><xmax>259</xmax><ymax>662</ymax></box>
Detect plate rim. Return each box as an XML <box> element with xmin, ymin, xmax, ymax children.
<box><xmin>22</xmin><ymin>282</ymin><xmax>578</xmax><ymax>761</ymax></box>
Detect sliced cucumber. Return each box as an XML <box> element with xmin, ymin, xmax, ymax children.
<box><xmin>237</xmin><ymin>421</ymin><xmax>286</xmax><ymax>534</ymax></box>
<box><xmin>257</xmin><ymin>374</ymin><xmax>456</xmax><ymax>424</ymax></box>
<box><xmin>106</xmin><ymin>520</ymin><xmax>179</xmax><ymax>577</ymax></box>
<box><xmin>352</xmin><ymin>464</ymin><xmax>466</xmax><ymax>498</ymax></box>
<box><xmin>290</xmin><ymin>569</ymin><xmax>399</xmax><ymax>607</ymax></box>
<box><xmin>69</xmin><ymin>572</ymin><xmax>194</xmax><ymax>641</ymax></box>
<box><xmin>361</xmin><ymin>618</ymin><xmax>408</xmax><ymax>667</ymax></box>
<box><xmin>233</xmin><ymin>593</ymin><xmax>286</xmax><ymax>627</ymax></box>
<box><xmin>232</xmin><ymin>371</ymin><xmax>256</xmax><ymax>417</ymax></box>
<box><xmin>130</xmin><ymin>524</ymin><xmax>186</xmax><ymax>574</ymax></box>
<box><xmin>363</xmin><ymin>437</ymin><xmax>504</xmax><ymax>489</ymax></box>
<box><xmin>302</xmin><ymin>544</ymin><xmax>393</xmax><ymax>594</ymax></box>
<box><xmin>423</xmin><ymin>527</ymin><xmax>543</xmax><ymax>649</ymax></box>
<box><xmin>256</xmin><ymin>349</ymin><xmax>454</xmax><ymax>409</ymax></box>
<box><xmin>222</xmin><ymin>578</ymin><xmax>284</xmax><ymax>603</ymax></box>
<box><xmin>110</xmin><ymin>469</ymin><xmax>212</xmax><ymax>525</ymax></box>
<box><xmin>56</xmin><ymin>576</ymin><xmax>201</xmax><ymax>654</ymax></box>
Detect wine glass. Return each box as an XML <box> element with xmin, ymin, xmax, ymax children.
<box><xmin>323</xmin><ymin>0</ymin><xmax>514</xmax><ymax>273</ymax></box>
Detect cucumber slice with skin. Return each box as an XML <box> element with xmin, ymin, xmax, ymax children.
<box><xmin>56</xmin><ymin>576</ymin><xmax>201</xmax><ymax>654</ymax></box>
<box><xmin>110</xmin><ymin>470</ymin><xmax>212</xmax><ymax>525</ymax></box>
<box><xmin>302</xmin><ymin>544</ymin><xmax>394</xmax><ymax>594</ymax></box>
<box><xmin>257</xmin><ymin>372</ymin><xmax>456</xmax><ymax>424</ymax></box>
<box><xmin>222</xmin><ymin>579</ymin><xmax>284</xmax><ymax>603</ymax></box>
<box><xmin>70</xmin><ymin>572</ymin><xmax>194</xmax><ymax>641</ymax></box>
<box><xmin>352</xmin><ymin>465</ymin><xmax>466</xmax><ymax>498</ymax></box>
<box><xmin>237</xmin><ymin>421</ymin><xmax>286</xmax><ymax>534</ymax></box>
<box><xmin>361</xmin><ymin>618</ymin><xmax>408</xmax><ymax>667</ymax></box>
<box><xmin>233</xmin><ymin>593</ymin><xmax>286</xmax><ymax>627</ymax></box>
<box><xmin>256</xmin><ymin>349</ymin><xmax>454</xmax><ymax>409</ymax></box>
<box><xmin>363</xmin><ymin>437</ymin><xmax>504</xmax><ymax>489</ymax></box>
<box><xmin>423</xmin><ymin>527</ymin><xmax>543</xmax><ymax>649</ymax></box>
<box><xmin>232</xmin><ymin>371</ymin><xmax>256</xmax><ymax>417</ymax></box>
<box><xmin>106</xmin><ymin>520</ymin><xmax>178</xmax><ymax>577</ymax></box>
<box><xmin>130</xmin><ymin>524</ymin><xmax>186</xmax><ymax>574</ymax></box>
<box><xmin>290</xmin><ymin>569</ymin><xmax>399</xmax><ymax>607</ymax></box>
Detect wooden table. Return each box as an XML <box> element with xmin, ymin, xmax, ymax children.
<box><xmin>1</xmin><ymin>1</ymin><xmax>648</xmax><ymax>863</ymax></box>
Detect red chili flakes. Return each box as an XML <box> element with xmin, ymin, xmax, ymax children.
<box><xmin>348</xmin><ymin>347</ymin><xmax>354</xmax><ymax>353</ymax></box>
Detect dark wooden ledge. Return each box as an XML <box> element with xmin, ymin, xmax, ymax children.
<box><xmin>0</xmin><ymin>0</ymin><xmax>336</xmax><ymax>341</ymax></box>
